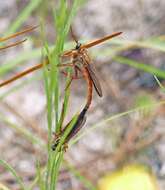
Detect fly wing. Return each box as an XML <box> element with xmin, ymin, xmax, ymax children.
<box><xmin>66</xmin><ymin>116</ymin><xmax>86</xmax><ymax>143</ymax></box>
<box><xmin>86</xmin><ymin>63</ymin><xmax>103</xmax><ymax>97</ymax></box>
<box><xmin>65</xmin><ymin>107</ymin><xmax>88</xmax><ymax>143</ymax></box>
<box><xmin>52</xmin><ymin>114</ymin><xmax>86</xmax><ymax>151</ymax></box>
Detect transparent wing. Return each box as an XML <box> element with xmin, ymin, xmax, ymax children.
<box><xmin>86</xmin><ymin>63</ymin><xmax>103</xmax><ymax>97</ymax></box>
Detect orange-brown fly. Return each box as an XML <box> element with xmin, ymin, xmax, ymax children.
<box><xmin>0</xmin><ymin>26</ymin><xmax>37</xmax><ymax>51</ymax></box>
<box><xmin>52</xmin><ymin>51</ymin><xmax>93</xmax><ymax>151</ymax></box>
<box><xmin>51</xmin><ymin>29</ymin><xmax>122</xmax><ymax>150</ymax></box>
<box><xmin>0</xmin><ymin>30</ymin><xmax>122</xmax><ymax>88</ymax></box>
<box><xmin>0</xmin><ymin>27</ymin><xmax>122</xmax><ymax>150</ymax></box>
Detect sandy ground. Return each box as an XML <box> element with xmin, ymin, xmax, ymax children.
<box><xmin>0</xmin><ymin>0</ymin><xmax>165</xmax><ymax>189</ymax></box>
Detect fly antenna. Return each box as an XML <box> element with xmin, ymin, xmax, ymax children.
<box><xmin>70</xmin><ymin>26</ymin><xmax>78</xmax><ymax>43</ymax></box>
<box><xmin>70</xmin><ymin>26</ymin><xmax>81</xmax><ymax>49</ymax></box>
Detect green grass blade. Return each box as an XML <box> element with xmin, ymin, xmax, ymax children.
<box><xmin>54</xmin><ymin>113</ymin><xmax>78</xmax><ymax>154</ymax></box>
<box><xmin>49</xmin><ymin>114</ymin><xmax>78</xmax><ymax>190</ymax></box>
<box><xmin>66</xmin><ymin>161</ymin><xmax>97</xmax><ymax>190</ymax></box>
<box><xmin>113</xmin><ymin>56</ymin><xmax>165</xmax><ymax>79</ymax></box>
<box><xmin>63</xmin><ymin>0</ymin><xmax>80</xmax><ymax>37</ymax></box>
<box><xmin>6</xmin><ymin>0</ymin><xmax>42</xmax><ymax>34</ymax></box>
<box><xmin>43</xmin><ymin>1</ymin><xmax>84</xmax><ymax>189</ymax></box>
<box><xmin>0</xmin><ymin>159</ymin><xmax>25</xmax><ymax>190</ymax></box>
<box><xmin>36</xmin><ymin>160</ymin><xmax>45</xmax><ymax>190</ymax></box>
<box><xmin>0</xmin><ymin>114</ymin><xmax>44</xmax><ymax>148</ymax></box>
<box><xmin>28</xmin><ymin>167</ymin><xmax>46</xmax><ymax>190</ymax></box>
<box><xmin>57</xmin><ymin>69</ymin><xmax>71</xmax><ymax>133</ymax></box>
<box><xmin>50</xmin><ymin>152</ymin><xmax>64</xmax><ymax>190</ymax></box>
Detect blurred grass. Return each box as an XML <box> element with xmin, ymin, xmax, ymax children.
<box><xmin>0</xmin><ymin>159</ymin><xmax>25</xmax><ymax>190</ymax></box>
<box><xmin>0</xmin><ymin>0</ymin><xmax>165</xmax><ymax>190</ymax></box>
<box><xmin>0</xmin><ymin>74</ymin><xmax>42</xmax><ymax>100</ymax></box>
<box><xmin>71</xmin><ymin>100</ymin><xmax>165</xmax><ymax>145</ymax></box>
<box><xmin>113</xmin><ymin>56</ymin><xmax>165</xmax><ymax>79</ymax></box>
<box><xmin>154</xmin><ymin>75</ymin><xmax>165</xmax><ymax>92</ymax></box>
<box><xmin>6</xmin><ymin>0</ymin><xmax>42</xmax><ymax>34</ymax></box>
<box><xmin>0</xmin><ymin>113</ymin><xmax>45</xmax><ymax>147</ymax></box>
<box><xmin>65</xmin><ymin>160</ymin><xmax>97</xmax><ymax>190</ymax></box>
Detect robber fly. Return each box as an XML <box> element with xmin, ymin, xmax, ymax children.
<box><xmin>0</xmin><ymin>29</ymin><xmax>122</xmax><ymax>91</ymax></box>
<box><xmin>51</xmin><ymin>29</ymin><xmax>122</xmax><ymax>151</ymax></box>
<box><xmin>0</xmin><ymin>27</ymin><xmax>122</xmax><ymax>150</ymax></box>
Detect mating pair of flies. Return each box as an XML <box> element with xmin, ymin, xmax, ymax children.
<box><xmin>0</xmin><ymin>26</ymin><xmax>122</xmax><ymax>150</ymax></box>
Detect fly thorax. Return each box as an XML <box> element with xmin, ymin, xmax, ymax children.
<box><xmin>82</xmin><ymin>50</ymin><xmax>91</xmax><ymax>63</ymax></box>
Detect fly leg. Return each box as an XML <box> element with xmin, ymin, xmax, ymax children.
<box><xmin>51</xmin><ymin>131</ymin><xmax>62</xmax><ymax>151</ymax></box>
<box><xmin>62</xmin><ymin>65</ymin><xmax>83</xmax><ymax>91</ymax></box>
<box><xmin>63</xmin><ymin>143</ymin><xmax>68</xmax><ymax>152</ymax></box>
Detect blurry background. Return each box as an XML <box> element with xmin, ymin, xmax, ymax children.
<box><xmin>0</xmin><ymin>0</ymin><xmax>165</xmax><ymax>189</ymax></box>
